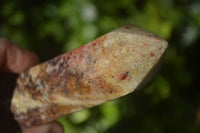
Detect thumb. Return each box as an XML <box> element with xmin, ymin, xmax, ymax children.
<box><xmin>0</xmin><ymin>39</ymin><xmax>38</xmax><ymax>73</ymax></box>
<box><xmin>23</xmin><ymin>122</ymin><xmax>64</xmax><ymax>133</ymax></box>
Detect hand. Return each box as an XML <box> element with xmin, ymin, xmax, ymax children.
<box><xmin>0</xmin><ymin>39</ymin><xmax>63</xmax><ymax>133</ymax></box>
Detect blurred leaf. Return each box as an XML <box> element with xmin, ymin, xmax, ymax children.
<box><xmin>70</xmin><ymin>109</ymin><xmax>90</xmax><ymax>124</ymax></box>
<box><xmin>97</xmin><ymin>101</ymin><xmax>120</xmax><ymax>131</ymax></box>
<box><xmin>9</xmin><ymin>11</ymin><xmax>25</xmax><ymax>26</ymax></box>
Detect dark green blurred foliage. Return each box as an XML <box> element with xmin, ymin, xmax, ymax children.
<box><xmin>1</xmin><ymin>0</ymin><xmax>200</xmax><ymax>132</ymax></box>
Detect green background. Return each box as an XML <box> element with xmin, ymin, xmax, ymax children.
<box><xmin>1</xmin><ymin>0</ymin><xmax>200</xmax><ymax>132</ymax></box>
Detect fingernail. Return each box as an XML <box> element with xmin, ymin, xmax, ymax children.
<box><xmin>47</xmin><ymin>122</ymin><xmax>63</xmax><ymax>133</ymax></box>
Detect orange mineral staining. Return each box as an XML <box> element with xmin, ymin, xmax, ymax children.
<box><xmin>11</xmin><ymin>24</ymin><xmax>168</xmax><ymax>129</ymax></box>
<box><xmin>119</xmin><ymin>72</ymin><xmax>129</xmax><ymax>81</ymax></box>
<box><xmin>150</xmin><ymin>52</ymin><xmax>156</xmax><ymax>57</ymax></box>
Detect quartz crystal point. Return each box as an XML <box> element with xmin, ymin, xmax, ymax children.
<box><xmin>11</xmin><ymin>24</ymin><xmax>168</xmax><ymax>128</ymax></box>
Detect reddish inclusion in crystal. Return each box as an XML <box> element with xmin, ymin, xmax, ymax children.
<box><xmin>119</xmin><ymin>72</ymin><xmax>129</xmax><ymax>80</ymax></box>
<box><xmin>150</xmin><ymin>52</ymin><xmax>155</xmax><ymax>57</ymax></box>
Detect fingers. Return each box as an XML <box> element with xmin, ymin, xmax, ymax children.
<box><xmin>0</xmin><ymin>39</ymin><xmax>64</xmax><ymax>132</ymax></box>
<box><xmin>0</xmin><ymin>39</ymin><xmax>39</xmax><ymax>73</ymax></box>
<box><xmin>23</xmin><ymin>122</ymin><xmax>64</xmax><ymax>133</ymax></box>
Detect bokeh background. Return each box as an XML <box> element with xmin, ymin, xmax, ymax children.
<box><xmin>1</xmin><ymin>0</ymin><xmax>200</xmax><ymax>132</ymax></box>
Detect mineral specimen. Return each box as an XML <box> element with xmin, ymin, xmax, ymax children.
<box><xmin>11</xmin><ymin>24</ymin><xmax>168</xmax><ymax>129</ymax></box>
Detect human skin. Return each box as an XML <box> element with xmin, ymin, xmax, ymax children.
<box><xmin>0</xmin><ymin>39</ymin><xmax>63</xmax><ymax>133</ymax></box>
